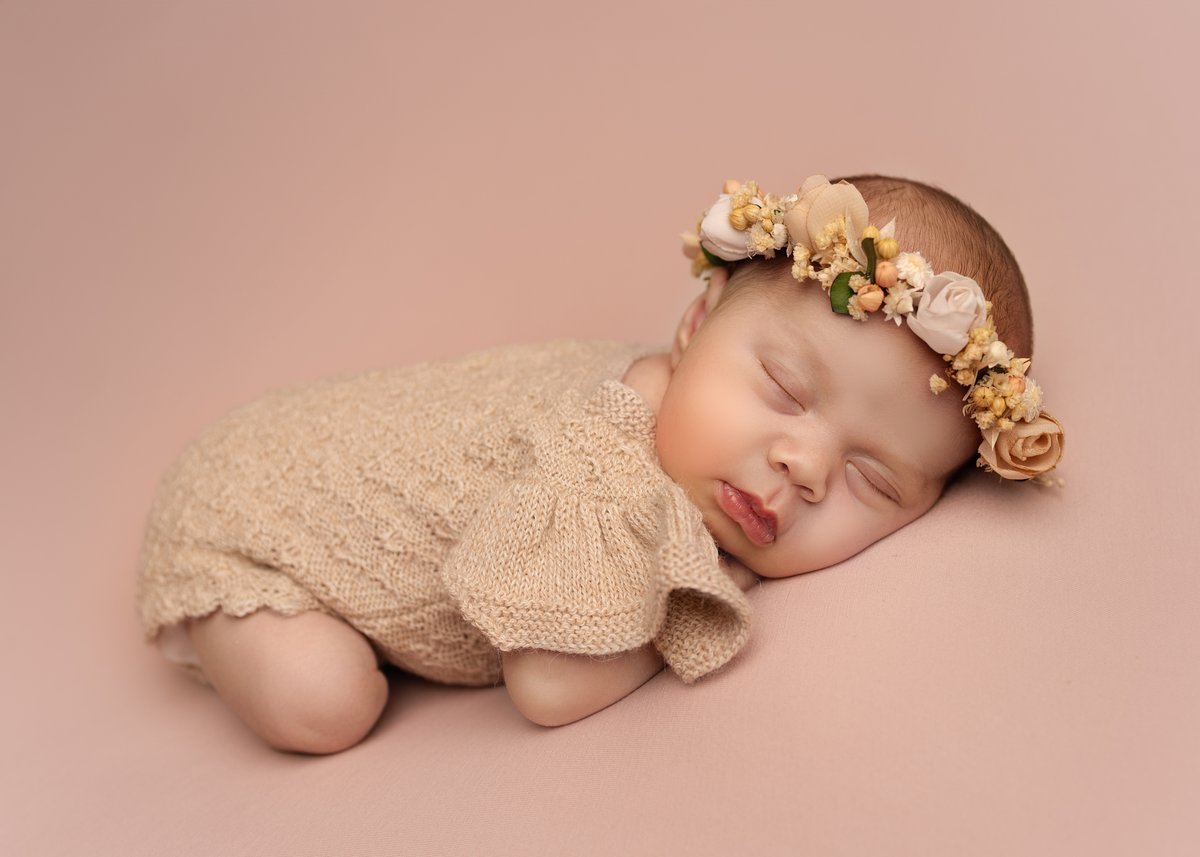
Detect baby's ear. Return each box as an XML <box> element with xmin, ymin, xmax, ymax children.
<box><xmin>670</xmin><ymin>266</ymin><xmax>730</xmax><ymax>367</ymax></box>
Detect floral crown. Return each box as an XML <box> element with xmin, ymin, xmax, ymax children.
<box><xmin>680</xmin><ymin>175</ymin><xmax>1065</xmax><ymax>485</ymax></box>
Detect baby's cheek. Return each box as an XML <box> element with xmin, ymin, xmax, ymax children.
<box><xmin>658</xmin><ymin>390</ymin><xmax>731</xmax><ymax>463</ymax></box>
<box><xmin>653</xmin><ymin>408</ymin><xmax>699</xmax><ymax>476</ymax></box>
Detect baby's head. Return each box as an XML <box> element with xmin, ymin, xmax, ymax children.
<box><xmin>660</xmin><ymin>174</ymin><xmax>1056</xmax><ymax>578</ymax></box>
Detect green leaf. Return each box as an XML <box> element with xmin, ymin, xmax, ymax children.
<box><xmin>862</xmin><ymin>236</ymin><xmax>876</xmax><ymax>282</ymax></box>
<box><xmin>829</xmin><ymin>271</ymin><xmax>854</xmax><ymax>314</ymax></box>
<box><xmin>700</xmin><ymin>245</ymin><xmax>731</xmax><ymax>267</ymax></box>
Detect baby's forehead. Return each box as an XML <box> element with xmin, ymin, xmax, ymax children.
<box><xmin>743</xmin><ymin>282</ymin><xmax>927</xmax><ymax>373</ymax></box>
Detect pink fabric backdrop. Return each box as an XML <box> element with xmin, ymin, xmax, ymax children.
<box><xmin>3</xmin><ymin>1</ymin><xmax>1196</xmax><ymax>854</ymax></box>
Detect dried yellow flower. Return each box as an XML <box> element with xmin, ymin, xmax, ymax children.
<box><xmin>875</xmin><ymin>237</ymin><xmax>899</xmax><ymax>259</ymax></box>
<box><xmin>791</xmin><ymin>244</ymin><xmax>812</xmax><ymax>281</ymax></box>
<box><xmin>729</xmin><ymin>207</ymin><xmax>750</xmax><ymax>230</ymax></box>
<box><xmin>730</xmin><ymin>181</ymin><xmax>759</xmax><ymax>209</ymax></box>
<box><xmin>930</xmin><ymin>374</ymin><xmax>949</xmax><ymax>394</ymax></box>
<box><xmin>971</xmin><ymin>387</ymin><xmax>996</xmax><ymax>408</ymax></box>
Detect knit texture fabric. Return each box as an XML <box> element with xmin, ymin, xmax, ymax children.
<box><xmin>135</xmin><ymin>339</ymin><xmax>753</xmax><ymax>687</ymax></box>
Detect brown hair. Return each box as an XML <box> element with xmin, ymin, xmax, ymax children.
<box><xmin>833</xmin><ymin>173</ymin><xmax>1033</xmax><ymax>357</ymax></box>
<box><xmin>722</xmin><ymin>173</ymin><xmax>1035</xmax><ymax>358</ymax></box>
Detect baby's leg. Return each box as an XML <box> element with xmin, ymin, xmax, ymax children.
<box><xmin>185</xmin><ymin>608</ymin><xmax>389</xmax><ymax>755</ymax></box>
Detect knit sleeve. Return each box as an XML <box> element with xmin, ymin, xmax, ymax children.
<box><xmin>440</xmin><ymin>379</ymin><xmax>752</xmax><ymax>685</ymax></box>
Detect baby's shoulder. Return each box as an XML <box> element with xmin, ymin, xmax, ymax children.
<box><xmin>618</xmin><ymin>352</ymin><xmax>671</xmax><ymax>419</ymax></box>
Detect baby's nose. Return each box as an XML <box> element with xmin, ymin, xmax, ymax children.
<box><xmin>767</xmin><ymin>434</ymin><xmax>831</xmax><ymax>503</ymax></box>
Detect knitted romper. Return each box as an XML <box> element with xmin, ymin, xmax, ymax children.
<box><xmin>134</xmin><ymin>339</ymin><xmax>753</xmax><ymax>688</ymax></box>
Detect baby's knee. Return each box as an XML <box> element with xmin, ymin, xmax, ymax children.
<box><xmin>187</xmin><ymin>609</ymin><xmax>391</xmax><ymax>754</ymax></box>
<box><xmin>258</xmin><ymin>660</ymin><xmax>390</xmax><ymax>755</ymax></box>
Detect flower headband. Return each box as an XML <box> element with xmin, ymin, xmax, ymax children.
<box><xmin>680</xmin><ymin>176</ymin><xmax>1065</xmax><ymax>485</ymax></box>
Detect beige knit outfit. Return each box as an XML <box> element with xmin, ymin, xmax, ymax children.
<box><xmin>135</xmin><ymin>339</ymin><xmax>752</xmax><ymax>688</ymax></box>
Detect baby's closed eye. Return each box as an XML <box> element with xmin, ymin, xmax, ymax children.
<box><xmin>759</xmin><ymin>361</ymin><xmax>804</xmax><ymax>410</ymax></box>
<box><xmin>848</xmin><ymin>461</ymin><xmax>897</xmax><ymax>502</ymax></box>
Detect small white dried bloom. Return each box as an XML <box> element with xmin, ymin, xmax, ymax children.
<box><xmin>882</xmin><ymin>284</ymin><xmax>916</xmax><ymax>325</ymax></box>
<box><xmin>749</xmin><ymin>221</ymin><xmax>784</xmax><ymax>257</ymax></box>
<box><xmin>847</xmin><ymin>294</ymin><xmax>867</xmax><ymax>321</ymax></box>
<box><xmin>1019</xmin><ymin>379</ymin><xmax>1043</xmax><ymax>421</ymax></box>
<box><xmin>895</xmin><ymin>252</ymin><xmax>934</xmax><ymax>291</ymax></box>
<box><xmin>984</xmin><ymin>340</ymin><xmax>1014</xmax><ymax>368</ymax></box>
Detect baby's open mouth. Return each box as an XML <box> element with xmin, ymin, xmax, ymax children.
<box><xmin>716</xmin><ymin>481</ymin><xmax>776</xmax><ymax>546</ymax></box>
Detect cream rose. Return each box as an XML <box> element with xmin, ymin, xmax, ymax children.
<box><xmin>906</xmin><ymin>272</ymin><xmax>988</xmax><ymax>355</ymax></box>
<box><xmin>977</xmin><ymin>412</ymin><xmax>1065</xmax><ymax>480</ymax></box>
<box><xmin>699</xmin><ymin>194</ymin><xmax>755</xmax><ymax>261</ymax></box>
<box><xmin>781</xmin><ymin>174</ymin><xmax>869</xmax><ymax>261</ymax></box>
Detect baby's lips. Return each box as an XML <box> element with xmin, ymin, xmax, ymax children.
<box><xmin>717</xmin><ymin>482</ymin><xmax>776</xmax><ymax>547</ymax></box>
<box><xmin>751</xmin><ymin>497</ymin><xmax>778</xmax><ymax>535</ymax></box>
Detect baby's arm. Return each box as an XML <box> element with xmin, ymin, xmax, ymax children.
<box><xmin>502</xmin><ymin>556</ymin><xmax>757</xmax><ymax>727</ymax></box>
<box><xmin>502</xmin><ymin>644</ymin><xmax>665</xmax><ymax>727</ymax></box>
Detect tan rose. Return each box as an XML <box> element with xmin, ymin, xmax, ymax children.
<box><xmin>782</xmin><ymin>174</ymin><xmax>869</xmax><ymax>261</ymax></box>
<box><xmin>977</xmin><ymin>412</ymin><xmax>1065</xmax><ymax>480</ymax></box>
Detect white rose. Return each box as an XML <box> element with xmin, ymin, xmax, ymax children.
<box><xmin>906</xmin><ymin>272</ymin><xmax>988</xmax><ymax>356</ymax></box>
<box><xmin>699</xmin><ymin>194</ymin><xmax>754</xmax><ymax>261</ymax></box>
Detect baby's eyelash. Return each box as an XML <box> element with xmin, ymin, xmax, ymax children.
<box><xmin>760</xmin><ymin>361</ymin><xmax>802</xmax><ymax>407</ymax></box>
<box><xmin>851</xmin><ymin>463</ymin><xmax>896</xmax><ymax>502</ymax></box>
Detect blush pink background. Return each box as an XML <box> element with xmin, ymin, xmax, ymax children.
<box><xmin>3</xmin><ymin>2</ymin><xmax>1196</xmax><ymax>855</ymax></box>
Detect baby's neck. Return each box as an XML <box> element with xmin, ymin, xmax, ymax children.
<box><xmin>621</xmin><ymin>352</ymin><xmax>672</xmax><ymax>418</ymax></box>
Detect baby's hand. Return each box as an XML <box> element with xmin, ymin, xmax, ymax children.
<box><xmin>718</xmin><ymin>552</ymin><xmax>760</xmax><ymax>592</ymax></box>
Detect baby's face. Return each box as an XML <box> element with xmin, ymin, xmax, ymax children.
<box><xmin>655</xmin><ymin>276</ymin><xmax>978</xmax><ymax>578</ymax></box>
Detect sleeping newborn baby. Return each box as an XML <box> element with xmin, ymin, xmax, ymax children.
<box><xmin>135</xmin><ymin>173</ymin><xmax>1065</xmax><ymax>754</ymax></box>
